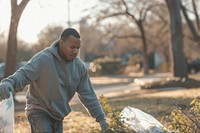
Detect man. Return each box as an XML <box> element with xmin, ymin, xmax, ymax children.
<box><xmin>0</xmin><ymin>28</ymin><xmax>108</xmax><ymax>133</ymax></box>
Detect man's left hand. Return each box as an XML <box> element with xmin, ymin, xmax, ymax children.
<box><xmin>99</xmin><ymin>119</ymin><xmax>108</xmax><ymax>133</ymax></box>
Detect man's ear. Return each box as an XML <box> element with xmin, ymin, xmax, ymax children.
<box><xmin>59</xmin><ymin>39</ymin><xmax>64</xmax><ymax>45</ymax></box>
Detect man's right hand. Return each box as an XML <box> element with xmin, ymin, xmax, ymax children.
<box><xmin>0</xmin><ymin>81</ymin><xmax>14</xmax><ymax>101</ymax></box>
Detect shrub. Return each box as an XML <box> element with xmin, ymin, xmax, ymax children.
<box><xmin>92</xmin><ymin>96</ymin><xmax>200</xmax><ymax>133</ymax></box>
<box><xmin>91</xmin><ymin>95</ymin><xmax>131</xmax><ymax>133</ymax></box>
<box><xmin>164</xmin><ymin>97</ymin><xmax>200</xmax><ymax>133</ymax></box>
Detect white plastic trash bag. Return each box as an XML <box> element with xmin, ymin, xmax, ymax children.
<box><xmin>120</xmin><ymin>106</ymin><xmax>166</xmax><ymax>133</ymax></box>
<box><xmin>0</xmin><ymin>92</ymin><xmax>14</xmax><ymax>133</ymax></box>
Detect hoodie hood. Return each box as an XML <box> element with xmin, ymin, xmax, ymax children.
<box><xmin>45</xmin><ymin>40</ymin><xmax>64</xmax><ymax>62</ymax></box>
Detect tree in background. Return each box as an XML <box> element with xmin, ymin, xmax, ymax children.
<box><xmin>79</xmin><ymin>18</ymin><xmax>141</xmax><ymax>62</ymax></box>
<box><xmin>92</xmin><ymin>0</ymin><xmax>199</xmax><ymax>77</ymax></box>
<box><xmin>145</xmin><ymin>2</ymin><xmax>171</xmax><ymax>70</ymax></box>
<box><xmin>93</xmin><ymin>0</ymin><xmax>157</xmax><ymax>74</ymax></box>
<box><xmin>36</xmin><ymin>25</ymin><xmax>64</xmax><ymax>51</ymax></box>
<box><xmin>165</xmin><ymin>0</ymin><xmax>188</xmax><ymax>78</ymax></box>
<box><xmin>0</xmin><ymin>33</ymin><xmax>7</xmax><ymax>62</ymax></box>
<box><xmin>4</xmin><ymin>0</ymin><xmax>30</xmax><ymax>78</ymax></box>
<box><xmin>192</xmin><ymin>0</ymin><xmax>200</xmax><ymax>30</ymax></box>
<box><xmin>181</xmin><ymin>0</ymin><xmax>200</xmax><ymax>45</ymax></box>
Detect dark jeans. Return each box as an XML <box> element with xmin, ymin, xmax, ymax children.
<box><xmin>27</xmin><ymin>110</ymin><xmax>63</xmax><ymax>133</ymax></box>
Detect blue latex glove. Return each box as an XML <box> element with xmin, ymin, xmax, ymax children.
<box><xmin>99</xmin><ymin>119</ymin><xmax>108</xmax><ymax>133</ymax></box>
<box><xmin>0</xmin><ymin>81</ymin><xmax>14</xmax><ymax>101</ymax></box>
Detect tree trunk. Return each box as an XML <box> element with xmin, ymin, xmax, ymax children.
<box><xmin>5</xmin><ymin>15</ymin><xmax>19</xmax><ymax>78</ymax></box>
<box><xmin>4</xmin><ymin>0</ymin><xmax>29</xmax><ymax>78</ymax></box>
<box><xmin>138</xmin><ymin>20</ymin><xmax>149</xmax><ymax>74</ymax></box>
<box><xmin>166</xmin><ymin>0</ymin><xmax>188</xmax><ymax>78</ymax></box>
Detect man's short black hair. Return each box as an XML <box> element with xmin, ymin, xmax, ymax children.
<box><xmin>60</xmin><ymin>28</ymin><xmax>80</xmax><ymax>40</ymax></box>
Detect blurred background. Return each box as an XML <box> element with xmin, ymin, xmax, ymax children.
<box><xmin>0</xmin><ymin>1</ymin><xmax>200</xmax><ymax>132</ymax></box>
<box><xmin>0</xmin><ymin>0</ymin><xmax>200</xmax><ymax>79</ymax></box>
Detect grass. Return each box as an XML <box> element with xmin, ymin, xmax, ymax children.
<box><xmin>14</xmin><ymin>73</ymin><xmax>200</xmax><ymax>132</ymax></box>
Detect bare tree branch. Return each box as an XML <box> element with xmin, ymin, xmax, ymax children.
<box><xmin>181</xmin><ymin>3</ymin><xmax>200</xmax><ymax>45</ymax></box>
<box><xmin>192</xmin><ymin>0</ymin><xmax>200</xmax><ymax>29</ymax></box>
<box><xmin>121</xmin><ymin>0</ymin><xmax>137</xmax><ymax>21</ymax></box>
<box><xmin>113</xmin><ymin>34</ymin><xmax>141</xmax><ymax>39</ymax></box>
<box><xmin>18</xmin><ymin>0</ymin><xmax>30</xmax><ymax>14</ymax></box>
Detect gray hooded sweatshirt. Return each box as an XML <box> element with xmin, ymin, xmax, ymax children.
<box><xmin>3</xmin><ymin>41</ymin><xmax>105</xmax><ymax>122</ymax></box>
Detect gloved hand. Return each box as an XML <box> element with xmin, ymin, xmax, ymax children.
<box><xmin>99</xmin><ymin>119</ymin><xmax>108</xmax><ymax>133</ymax></box>
<box><xmin>0</xmin><ymin>81</ymin><xmax>14</xmax><ymax>101</ymax></box>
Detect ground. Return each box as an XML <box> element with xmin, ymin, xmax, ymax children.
<box><xmin>14</xmin><ymin>73</ymin><xmax>200</xmax><ymax>133</ymax></box>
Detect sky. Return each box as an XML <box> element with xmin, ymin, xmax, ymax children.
<box><xmin>0</xmin><ymin>0</ymin><xmax>97</xmax><ymax>44</ymax></box>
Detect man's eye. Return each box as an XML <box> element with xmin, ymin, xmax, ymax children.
<box><xmin>69</xmin><ymin>45</ymin><xmax>75</xmax><ymax>49</ymax></box>
<box><xmin>70</xmin><ymin>46</ymin><xmax>80</xmax><ymax>49</ymax></box>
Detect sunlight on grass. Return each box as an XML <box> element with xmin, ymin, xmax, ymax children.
<box><xmin>14</xmin><ymin>111</ymin><xmax>99</xmax><ymax>133</ymax></box>
<box><xmin>15</xmin><ymin>113</ymin><xmax>30</xmax><ymax>133</ymax></box>
<box><xmin>14</xmin><ymin>88</ymin><xmax>200</xmax><ymax>132</ymax></box>
<box><xmin>63</xmin><ymin>112</ymin><xmax>99</xmax><ymax>133</ymax></box>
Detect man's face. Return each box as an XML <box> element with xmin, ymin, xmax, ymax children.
<box><xmin>59</xmin><ymin>35</ymin><xmax>81</xmax><ymax>62</ymax></box>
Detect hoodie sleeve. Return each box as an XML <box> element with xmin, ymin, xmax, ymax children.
<box><xmin>2</xmin><ymin>54</ymin><xmax>41</xmax><ymax>92</ymax></box>
<box><xmin>76</xmin><ymin>66</ymin><xmax>105</xmax><ymax>122</ymax></box>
